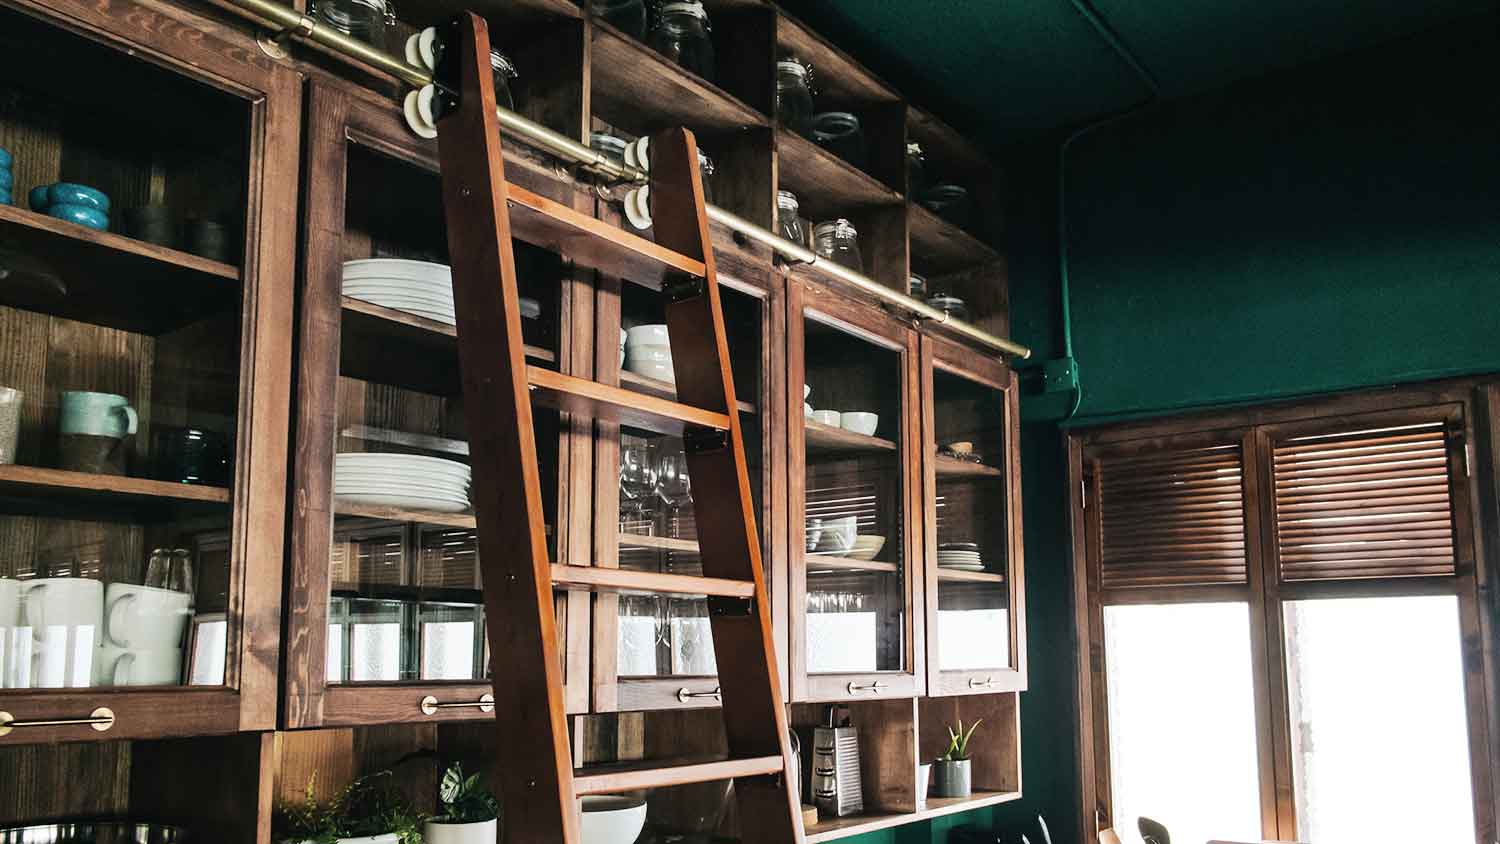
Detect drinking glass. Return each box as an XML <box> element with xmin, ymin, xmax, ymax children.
<box><xmin>145</xmin><ymin>547</ymin><xmax>195</xmax><ymax>595</ymax></box>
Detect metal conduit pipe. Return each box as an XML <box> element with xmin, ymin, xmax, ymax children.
<box><xmin>224</xmin><ymin>0</ymin><xmax>1031</xmax><ymax>360</ymax></box>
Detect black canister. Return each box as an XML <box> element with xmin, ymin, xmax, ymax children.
<box><xmin>185</xmin><ymin>218</ymin><xmax>232</xmax><ymax>263</ymax></box>
<box><xmin>123</xmin><ymin>204</ymin><xmax>177</xmax><ymax>248</ymax></box>
<box><xmin>811</xmin><ymin>112</ymin><xmax>867</xmax><ymax>171</ymax></box>
<box><xmin>154</xmin><ymin>426</ymin><xmax>231</xmax><ymax>486</ymax></box>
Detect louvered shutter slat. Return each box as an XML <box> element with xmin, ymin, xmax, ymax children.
<box><xmin>1272</xmin><ymin>422</ymin><xmax>1456</xmax><ymax>582</ymax></box>
<box><xmin>1098</xmin><ymin>444</ymin><xmax>1247</xmax><ymax>589</ymax></box>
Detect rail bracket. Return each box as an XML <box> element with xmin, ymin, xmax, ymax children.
<box><xmin>683</xmin><ymin>426</ymin><xmax>730</xmax><ymax>455</ymax></box>
<box><xmin>662</xmin><ymin>271</ymin><xmax>707</xmax><ymax>302</ymax></box>
<box><xmin>707</xmin><ymin>595</ymin><xmax>756</xmax><ymax>618</ymax></box>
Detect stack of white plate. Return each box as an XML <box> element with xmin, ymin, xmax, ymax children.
<box><xmin>937</xmin><ymin>543</ymin><xmax>985</xmax><ymax>571</ymax></box>
<box><xmin>334</xmin><ymin>453</ymin><xmax>472</xmax><ymax>513</ymax></box>
<box><xmin>342</xmin><ymin>258</ymin><xmax>540</xmax><ymax>326</ymax></box>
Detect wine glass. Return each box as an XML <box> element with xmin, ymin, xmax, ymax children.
<box><xmin>619</xmin><ymin>437</ymin><xmax>659</xmax><ymax>531</ymax></box>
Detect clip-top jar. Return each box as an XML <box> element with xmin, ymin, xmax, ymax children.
<box><xmin>776</xmin><ymin>58</ymin><xmax>815</xmax><ymax>136</ymax></box>
<box><xmin>312</xmin><ymin>0</ymin><xmax>393</xmax><ymax>47</ymax></box>
<box><xmin>491</xmin><ymin>49</ymin><xmax>519</xmax><ymax>112</ymax></box>
<box><xmin>777</xmin><ymin>190</ymin><xmax>805</xmax><ymax>245</ymax></box>
<box><xmin>647</xmin><ymin>1</ymin><xmax>716</xmax><ymax>84</ymax></box>
<box><xmin>813</xmin><ymin>219</ymin><xmax>862</xmax><ymax>272</ymax></box>
<box><xmin>811</xmin><ymin>112</ymin><xmax>867</xmax><ymax>171</ymax></box>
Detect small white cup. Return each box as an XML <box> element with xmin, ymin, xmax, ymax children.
<box><xmin>625</xmin><ymin>324</ymin><xmax>670</xmax><ymax>346</ymax></box>
<box><xmin>811</xmin><ymin>410</ymin><xmax>841</xmax><ymax>427</ymax></box>
<box><xmin>104</xmin><ymin>583</ymin><xmax>192</xmax><ymax>651</ymax></box>
<box><xmin>840</xmin><ymin>412</ymin><xmax>879</xmax><ymax>436</ymax></box>
<box><xmin>95</xmin><ymin>644</ymin><xmax>183</xmax><ymax>687</ymax></box>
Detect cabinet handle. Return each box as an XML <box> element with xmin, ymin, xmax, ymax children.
<box><xmin>0</xmin><ymin>707</ymin><xmax>115</xmax><ymax>737</ymax></box>
<box><xmin>969</xmin><ymin>677</ymin><xmax>998</xmax><ymax>689</ymax></box>
<box><xmin>420</xmin><ymin>694</ymin><xmax>495</xmax><ymax>716</ymax></box>
<box><xmin>676</xmin><ymin>686</ymin><xmax>722</xmax><ymax>703</ymax></box>
<box><xmin>846</xmin><ymin>681</ymin><xmax>888</xmax><ymax>695</ymax></box>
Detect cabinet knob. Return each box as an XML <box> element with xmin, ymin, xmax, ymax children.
<box><xmin>0</xmin><ymin>707</ymin><xmax>115</xmax><ymax>737</ymax></box>
<box><xmin>676</xmin><ymin>686</ymin><xmax>722</xmax><ymax>703</ymax></box>
<box><xmin>419</xmin><ymin>693</ymin><xmax>495</xmax><ymax>716</ymax></box>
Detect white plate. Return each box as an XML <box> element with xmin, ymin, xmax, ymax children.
<box><xmin>342</xmin><ymin>258</ymin><xmax>451</xmax><ymax>283</ymax></box>
<box><xmin>334</xmin><ymin>453</ymin><xmax>471</xmax><ymax>478</ymax></box>
<box><xmin>343</xmin><ymin>285</ymin><xmax>454</xmax><ymax>302</ymax></box>
<box><xmin>346</xmin><ymin>299</ymin><xmax>457</xmax><ymax>323</ymax></box>
<box><xmin>938</xmin><ymin>563</ymin><xmax>988</xmax><ymax>572</ymax></box>
<box><xmin>335</xmin><ymin>492</ymin><xmax>470</xmax><ymax>513</ymax></box>
<box><xmin>343</xmin><ymin>290</ymin><xmax>455</xmax><ymax>310</ymax></box>
<box><xmin>938</xmin><ymin>554</ymin><xmax>982</xmax><ymax>562</ymax></box>
<box><xmin>334</xmin><ymin>478</ymin><xmax>469</xmax><ymax>495</ymax></box>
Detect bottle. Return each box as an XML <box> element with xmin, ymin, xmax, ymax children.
<box><xmin>647</xmin><ymin>2</ymin><xmax>716</xmax><ymax>83</ymax></box>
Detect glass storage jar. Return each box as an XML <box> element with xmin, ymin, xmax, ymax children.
<box><xmin>918</xmin><ymin>183</ymin><xmax>974</xmax><ymax>231</ymax></box>
<box><xmin>591</xmin><ymin>0</ymin><xmax>647</xmax><ymax>39</ymax></box>
<box><xmin>906</xmin><ymin>142</ymin><xmax>927</xmax><ymax>197</ymax></box>
<box><xmin>698</xmin><ymin>150</ymin><xmax>716</xmax><ymax>204</ymax></box>
<box><xmin>908</xmin><ymin>273</ymin><xmax>928</xmax><ymax>298</ymax></box>
<box><xmin>777</xmin><ymin>190</ymin><xmax>805</xmax><ymax>245</ymax></box>
<box><xmin>775</xmin><ymin>58</ymin><xmax>815</xmax><ymax>136</ymax></box>
<box><xmin>647</xmin><ymin>1</ymin><xmax>716</xmax><ymax>84</ymax></box>
<box><xmin>927</xmin><ymin>292</ymin><xmax>968</xmax><ymax>320</ymax></box>
<box><xmin>312</xmin><ymin>0</ymin><xmax>393</xmax><ymax>47</ymax></box>
<box><xmin>811</xmin><ymin>112</ymin><xmax>867</xmax><ymax>171</ymax></box>
<box><xmin>491</xmin><ymin>49</ymin><xmax>518</xmax><ymax>112</ymax></box>
<box><xmin>813</xmin><ymin>219</ymin><xmax>862</xmax><ymax>272</ymax></box>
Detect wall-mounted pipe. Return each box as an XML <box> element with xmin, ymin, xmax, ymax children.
<box><xmin>219</xmin><ymin>0</ymin><xmax>1031</xmax><ymax>360</ymax></box>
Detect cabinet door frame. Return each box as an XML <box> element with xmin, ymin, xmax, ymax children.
<box><xmin>788</xmin><ymin>275</ymin><xmax>926</xmax><ymax>702</ymax></box>
<box><xmin>920</xmin><ymin>333</ymin><xmax>1027</xmax><ymax>696</ymax></box>
<box><xmin>0</xmin><ymin>0</ymin><xmax>297</xmax><ymax>743</ymax></box>
<box><xmin>283</xmin><ymin>81</ymin><xmax>590</xmax><ymax>728</ymax></box>
<box><xmin>589</xmin><ymin>231</ymin><xmax>788</xmax><ymax>711</ymax></box>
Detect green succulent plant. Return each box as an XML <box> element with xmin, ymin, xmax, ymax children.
<box><xmin>939</xmin><ymin>718</ymin><xmax>982</xmax><ymax>762</ymax></box>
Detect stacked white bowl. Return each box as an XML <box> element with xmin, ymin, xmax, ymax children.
<box><xmin>623</xmin><ymin>324</ymin><xmax>674</xmax><ymax>385</ymax></box>
<box><xmin>334</xmin><ymin>453</ymin><xmax>472</xmax><ymax>513</ymax></box>
<box><xmin>342</xmin><ymin>258</ymin><xmax>540</xmax><ymax>326</ymax></box>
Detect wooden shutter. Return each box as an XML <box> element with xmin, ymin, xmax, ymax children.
<box><xmin>1096</xmin><ymin>444</ymin><xmax>1248</xmax><ymax>589</ymax></box>
<box><xmin>1272</xmin><ymin>421</ymin><xmax>1456</xmax><ymax>581</ymax></box>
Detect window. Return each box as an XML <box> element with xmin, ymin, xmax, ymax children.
<box><xmin>1073</xmin><ymin>392</ymin><xmax>1493</xmax><ymax>843</ymax></box>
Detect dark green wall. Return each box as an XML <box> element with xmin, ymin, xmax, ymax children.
<box><xmin>840</xmin><ymin>12</ymin><xmax>1498</xmax><ymax>844</ymax></box>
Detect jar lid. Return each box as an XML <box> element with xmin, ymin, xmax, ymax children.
<box><xmin>928</xmin><ymin>294</ymin><xmax>967</xmax><ymax>310</ymax></box>
<box><xmin>777</xmin><ymin>190</ymin><xmax>799</xmax><ymax>210</ymax></box>
<box><xmin>812</xmin><ymin>111</ymin><xmax>861</xmax><ymax>133</ymax></box>
<box><xmin>906</xmin><ymin>141</ymin><xmax>924</xmax><ymax>157</ymax></box>
<box><xmin>490</xmin><ymin>49</ymin><xmax>518</xmax><ymax>79</ymax></box>
<box><xmin>921</xmin><ymin>183</ymin><xmax>969</xmax><ymax>201</ymax></box>
<box><xmin>590</xmin><ymin>132</ymin><xmax>628</xmax><ymax>156</ymax></box>
<box><xmin>814</xmin><ymin>218</ymin><xmax>858</xmax><ymax>238</ymax></box>
<box><xmin>777</xmin><ymin>58</ymin><xmax>810</xmax><ymax>78</ymax></box>
<box><xmin>661</xmin><ymin>1</ymin><xmax>708</xmax><ymax>19</ymax></box>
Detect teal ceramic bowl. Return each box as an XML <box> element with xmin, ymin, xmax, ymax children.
<box><xmin>27</xmin><ymin>185</ymin><xmax>48</xmax><ymax>211</ymax></box>
<box><xmin>0</xmin><ymin>190</ymin><xmax>12</xmax><ymax>207</ymax></box>
<box><xmin>48</xmin><ymin>203</ymin><xmax>109</xmax><ymax>231</ymax></box>
<box><xmin>48</xmin><ymin>182</ymin><xmax>110</xmax><ymax>213</ymax></box>
<box><xmin>0</xmin><ymin>169</ymin><xmax>12</xmax><ymax>190</ymax></box>
<box><xmin>0</xmin><ymin>146</ymin><xmax>11</xmax><ymax>168</ymax></box>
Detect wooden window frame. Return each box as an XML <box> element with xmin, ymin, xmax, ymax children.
<box><xmin>1070</xmin><ymin>381</ymin><xmax>1500</xmax><ymax>843</ymax></box>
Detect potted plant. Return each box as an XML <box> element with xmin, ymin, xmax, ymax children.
<box><xmin>423</xmin><ymin>761</ymin><xmax>501</xmax><ymax>844</ymax></box>
<box><xmin>931</xmin><ymin>718</ymin><xmax>981</xmax><ymax>798</ymax></box>
<box><xmin>277</xmin><ymin>771</ymin><xmax>424</xmax><ymax>844</ymax></box>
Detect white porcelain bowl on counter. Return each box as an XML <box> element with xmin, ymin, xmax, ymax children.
<box><xmin>841</xmin><ymin>411</ymin><xmax>879</xmax><ymax>436</ymax></box>
<box><xmin>579</xmin><ymin>795</ymin><xmax>646</xmax><ymax>844</ymax></box>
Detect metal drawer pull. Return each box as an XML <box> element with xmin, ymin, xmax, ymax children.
<box><xmin>969</xmin><ymin>677</ymin><xmax>998</xmax><ymax>689</ymax></box>
<box><xmin>420</xmin><ymin>693</ymin><xmax>495</xmax><ymax>716</ymax></box>
<box><xmin>677</xmin><ymin>686</ymin><xmax>723</xmax><ymax>703</ymax></box>
<box><xmin>0</xmin><ymin>707</ymin><xmax>115</xmax><ymax>737</ymax></box>
<box><xmin>846</xmin><ymin>681</ymin><xmax>888</xmax><ymax>694</ymax></box>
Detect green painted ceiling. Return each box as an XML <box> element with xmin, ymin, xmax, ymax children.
<box><xmin>775</xmin><ymin>0</ymin><xmax>1491</xmax><ymax>144</ymax></box>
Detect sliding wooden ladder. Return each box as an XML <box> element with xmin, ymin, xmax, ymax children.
<box><xmin>429</xmin><ymin>12</ymin><xmax>800</xmax><ymax>844</ymax></box>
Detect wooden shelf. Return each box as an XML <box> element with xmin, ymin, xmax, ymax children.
<box><xmin>0</xmin><ymin>203</ymin><xmax>239</xmax><ymax>334</ymax></box>
<box><xmin>933</xmin><ymin>454</ymin><xmax>1003</xmax><ymax>479</ymax></box>
<box><xmin>806</xmin><ymin>553</ymin><xmax>899</xmax><ymax>574</ymax></box>
<box><xmin>528</xmin><ymin>367</ymin><xmax>731</xmax><ymax>436</ymax></box>
<box><xmin>803</xmin><ymin>790</ymin><xmax>1023</xmax><ymax>843</ymax></box>
<box><xmin>776</xmin><ymin>129</ymin><xmax>901</xmax><ymax>212</ymax></box>
<box><xmin>0</xmin><ymin>465</ymin><xmax>230</xmax><ymax>515</ymax></box>
<box><xmin>619</xmin><ymin>369</ymin><xmax>756</xmax><ymax>414</ymax></box>
<box><xmin>935</xmin><ymin>567</ymin><xmax>1007</xmax><ymax>584</ymax></box>
<box><xmin>804</xmin><ymin>419</ymin><xmax>897</xmax><ymax>454</ymax></box>
<box><xmin>334</xmin><ymin>499</ymin><xmax>476</xmax><ymax>528</ymax></box>
<box><xmin>339</xmin><ymin>425</ymin><xmax>469</xmax><ymax>457</ymax></box>
<box><xmin>551</xmin><ymin>563</ymin><xmax>752</xmax><ymax>598</ymax></box>
<box><xmin>589</xmin><ymin>18</ymin><xmax>768</xmax><ymax>133</ymax></box>
<box><xmin>908</xmin><ymin>201</ymin><xmax>999</xmax><ymax>274</ymax></box>
<box><xmin>618</xmin><ymin>533</ymin><xmax>701</xmax><ymax>553</ymax></box>
<box><xmin>397</xmin><ymin>0</ymin><xmax>579</xmax><ymax>26</ymax></box>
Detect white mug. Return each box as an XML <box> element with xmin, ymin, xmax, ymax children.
<box><xmin>95</xmin><ymin>644</ymin><xmax>182</xmax><ymax>686</ymax></box>
<box><xmin>20</xmin><ymin>577</ymin><xmax>102</xmax><ymax>688</ymax></box>
<box><xmin>0</xmin><ymin>577</ymin><xmax>26</xmax><ymax>689</ymax></box>
<box><xmin>104</xmin><ymin>583</ymin><xmax>192</xmax><ymax>651</ymax></box>
<box><xmin>811</xmin><ymin>410</ymin><xmax>842</xmax><ymax>427</ymax></box>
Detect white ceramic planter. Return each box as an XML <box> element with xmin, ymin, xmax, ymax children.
<box><xmin>291</xmin><ymin>835</ymin><xmax>399</xmax><ymax>844</ymax></box>
<box><xmin>423</xmin><ymin>818</ymin><xmax>498</xmax><ymax>844</ymax></box>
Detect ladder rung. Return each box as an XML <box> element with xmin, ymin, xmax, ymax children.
<box><xmin>549</xmin><ymin>564</ymin><xmax>753</xmax><ymax>598</ymax></box>
<box><xmin>505</xmin><ymin>183</ymin><xmax>706</xmax><ymax>284</ymax></box>
<box><xmin>527</xmin><ymin>367</ymin><xmax>731</xmax><ymax>435</ymax></box>
<box><xmin>573</xmin><ymin>755</ymin><xmax>785</xmax><ymax>796</ymax></box>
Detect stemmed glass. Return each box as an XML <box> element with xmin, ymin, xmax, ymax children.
<box><xmin>656</xmin><ymin>446</ymin><xmax>693</xmax><ymax>531</ymax></box>
<box><xmin>619</xmin><ymin>436</ymin><xmax>659</xmax><ymax>533</ymax></box>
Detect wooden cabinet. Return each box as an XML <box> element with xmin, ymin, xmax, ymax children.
<box><xmin>788</xmin><ymin>277</ymin><xmax>925</xmax><ymax>701</ymax></box>
<box><xmin>281</xmin><ymin>81</ymin><xmax>594</xmax><ymax>727</ymax></box>
<box><xmin>920</xmin><ymin>334</ymin><xmax>1026</xmax><ymax>696</ymax></box>
<box><xmin>0</xmin><ymin>0</ymin><xmax>297</xmax><ymax>744</ymax></box>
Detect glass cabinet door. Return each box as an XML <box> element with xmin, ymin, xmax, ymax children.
<box><xmin>790</xmin><ymin>280</ymin><xmax>922</xmax><ymax>701</ymax></box>
<box><xmin>595</xmin><ymin>266</ymin><xmax>780</xmax><ymax>711</ymax></box>
<box><xmin>923</xmin><ymin>338</ymin><xmax>1025</xmax><ymax>695</ymax></box>
<box><xmin>284</xmin><ymin>84</ymin><xmax>586</xmax><ymax>727</ymax></box>
<box><xmin>0</xmin><ymin>2</ymin><xmax>296</xmax><ymax>742</ymax></box>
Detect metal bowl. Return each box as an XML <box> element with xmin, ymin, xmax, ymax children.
<box><xmin>0</xmin><ymin>823</ymin><xmax>186</xmax><ymax>844</ymax></box>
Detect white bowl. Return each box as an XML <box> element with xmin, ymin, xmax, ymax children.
<box><xmin>803</xmin><ymin>384</ymin><xmax>811</xmax><ymax>399</ymax></box>
<box><xmin>626</xmin><ymin>324</ymin><xmax>669</xmax><ymax>346</ymax></box>
<box><xmin>841</xmin><ymin>411</ymin><xmax>879</xmax><ymax>436</ymax></box>
<box><xmin>815</xmin><ymin>515</ymin><xmax>858</xmax><ymax>553</ymax></box>
<box><xmin>580</xmin><ymin>796</ymin><xmax>647</xmax><ymax>844</ymax></box>
<box><xmin>624</xmin><ymin>343</ymin><xmax>673</xmax><ymax>363</ymax></box>
<box><xmin>804</xmin><ymin>402</ymin><xmax>813</xmax><ymax>416</ymax></box>
<box><xmin>625</xmin><ymin>358</ymin><xmax>675</xmax><ymax>384</ymax></box>
<box><xmin>810</xmin><ymin>410</ymin><xmax>841</xmax><ymax>427</ymax></box>
<box><xmin>847</xmin><ymin>534</ymin><xmax>886</xmax><ymax>561</ymax></box>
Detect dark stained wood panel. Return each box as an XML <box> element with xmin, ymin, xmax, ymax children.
<box><xmin>776</xmin><ymin>130</ymin><xmax>901</xmax><ymax>212</ymax></box>
<box><xmin>907</xmin><ymin>201</ymin><xmax>999</xmax><ymax>275</ymax></box>
<box><xmin>589</xmin><ymin>20</ymin><xmax>768</xmax><ymax>134</ymax></box>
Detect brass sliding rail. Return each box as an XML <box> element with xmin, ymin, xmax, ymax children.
<box><xmin>220</xmin><ymin>0</ymin><xmax>1031</xmax><ymax>360</ymax></box>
